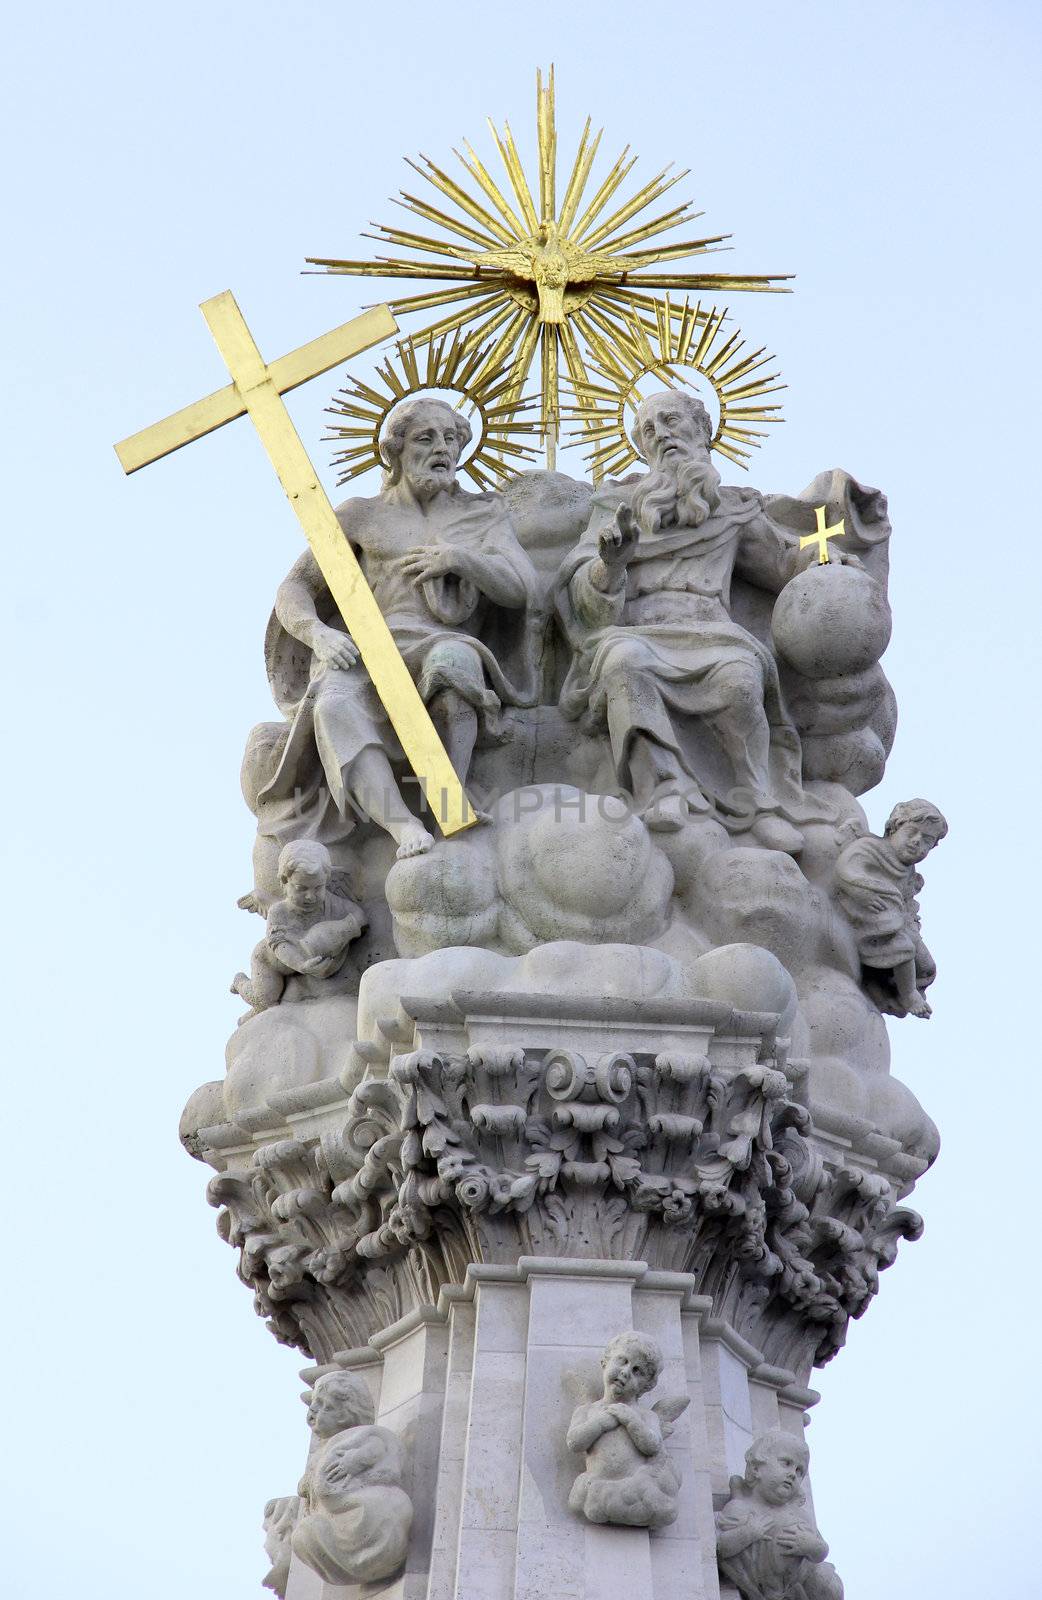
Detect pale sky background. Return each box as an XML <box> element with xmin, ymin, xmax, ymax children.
<box><xmin>2</xmin><ymin>3</ymin><xmax>1040</xmax><ymax>1595</ymax></box>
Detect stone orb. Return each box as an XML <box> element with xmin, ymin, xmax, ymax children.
<box><xmin>697</xmin><ymin>848</ymin><xmax>821</xmax><ymax>972</ymax></box>
<box><xmin>801</xmin><ymin>727</ymin><xmax>888</xmax><ymax>795</ymax></box>
<box><xmin>496</xmin><ymin>786</ymin><xmax>674</xmax><ymax>946</ymax></box>
<box><xmin>869</xmin><ymin>1075</ymin><xmax>940</xmax><ymax>1166</ymax></box>
<box><xmin>772</xmin><ymin>562</ymin><xmax>891</xmax><ymax>679</ymax></box>
<box><xmin>223</xmin><ymin>994</ymin><xmax>358</xmax><ymax>1118</ymax></box>
<box><xmin>179</xmin><ymin>1079</ymin><xmax>226</xmax><ymax>1159</ymax></box>
<box><xmin>687</xmin><ymin>943</ymin><xmax>798</xmax><ymax>1033</ymax></box>
<box><xmin>512</xmin><ymin>940</ymin><xmax>687</xmax><ymax>1001</ymax></box>
<box><xmin>385</xmin><ymin>833</ymin><xmax>499</xmax><ymax>956</ymax></box>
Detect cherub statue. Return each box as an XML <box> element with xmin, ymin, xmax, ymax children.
<box><xmin>834</xmin><ymin>798</ymin><xmax>948</xmax><ymax>1018</ymax></box>
<box><xmin>291</xmin><ymin>1370</ymin><xmax>413</xmax><ymax>1585</ymax></box>
<box><xmin>566</xmin><ymin>1330</ymin><xmax>690</xmax><ymax>1529</ymax></box>
<box><xmin>231</xmin><ymin>840</ymin><xmax>365</xmax><ymax>1020</ymax></box>
<box><xmin>716</xmin><ymin>1429</ymin><xmax>843</xmax><ymax>1600</ymax></box>
<box><xmin>260</xmin><ymin>1495</ymin><xmax>298</xmax><ymax>1598</ymax></box>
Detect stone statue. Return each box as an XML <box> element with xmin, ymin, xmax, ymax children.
<box><xmin>236</xmin><ymin>720</ymin><xmax>357</xmax><ymax>916</ymax></box>
<box><xmin>291</xmin><ymin>1370</ymin><xmax>413</xmax><ymax>1585</ymax></box>
<box><xmin>260</xmin><ymin>1495</ymin><xmax>298</xmax><ymax>1598</ymax></box>
<box><xmin>555</xmin><ymin>389</ymin><xmax>839</xmax><ymax>831</ymax></box>
<box><xmin>567</xmin><ymin>1331</ymin><xmax>690</xmax><ymax>1529</ymax></box>
<box><xmin>834</xmin><ymin>798</ymin><xmax>948</xmax><ymax>1017</ymax></box>
<box><xmin>716</xmin><ymin>1430</ymin><xmax>843</xmax><ymax>1600</ymax></box>
<box><xmin>231</xmin><ymin>840</ymin><xmax>365</xmax><ymax>1019</ymax></box>
<box><xmin>263</xmin><ymin>396</ymin><xmax>542</xmax><ymax>858</ymax></box>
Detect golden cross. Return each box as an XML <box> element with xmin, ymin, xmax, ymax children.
<box><xmin>799</xmin><ymin>504</ymin><xmax>846</xmax><ymax>565</ymax></box>
<box><xmin>115</xmin><ymin>291</ymin><xmax>476</xmax><ymax>837</ymax></box>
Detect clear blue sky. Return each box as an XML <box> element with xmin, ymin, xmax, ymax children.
<box><xmin>2</xmin><ymin>3</ymin><xmax>1039</xmax><ymax>1595</ymax></box>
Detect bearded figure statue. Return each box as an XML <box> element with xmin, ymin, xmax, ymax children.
<box><xmin>261</xmin><ymin>396</ymin><xmax>542</xmax><ymax>863</ymax></box>
<box><xmin>554</xmin><ymin>389</ymin><xmax>842</xmax><ymax>833</ymax></box>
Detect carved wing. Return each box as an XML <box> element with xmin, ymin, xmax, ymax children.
<box><xmin>651</xmin><ymin>1393</ymin><xmax>691</xmax><ymax>1439</ymax></box>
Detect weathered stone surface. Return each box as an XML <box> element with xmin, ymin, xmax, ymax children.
<box><xmin>201</xmin><ymin>983</ymin><xmax>922</xmax><ymax>1376</ymax></box>
<box><xmin>716</xmin><ymin>1430</ymin><xmax>843</xmax><ymax>1599</ymax></box>
<box><xmin>567</xmin><ymin>1331</ymin><xmax>690</xmax><ymax>1528</ymax></box>
<box><xmin>291</xmin><ymin>1370</ymin><xmax>413</xmax><ymax>1585</ymax></box>
<box><xmin>186</xmin><ymin>386</ymin><xmax>948</xmax><ymax>1600</ymax></box>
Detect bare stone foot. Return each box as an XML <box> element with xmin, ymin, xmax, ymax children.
<box><xmin>909</xmin><ymin>992</ymin><xmax>932</xmax><ymax>1019</ymax></box>
<box><xmin>230</xmin><ymin>972</ymin><xmax>249</xmax><ymax>998</ymax></box>
<box><xmin>395</xmin><ymin>822</ymin><xmax>435</xmax><ymax>860</ymax></box>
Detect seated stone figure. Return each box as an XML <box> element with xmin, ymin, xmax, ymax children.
<box><xmin>834</xmin><ymin>798</ymin><xmax>947</xmax><ymax>1018</ymax></box>
<box><xmin>292</xmin><ymin>1370</ymin><xmax>412</xmax><ymax>1585</ymax></box>
<box><xmin>231</xmin><ymin>840</ymin><xmax>365</xmax><ymax>1019</ymax></box>
<box><xmin>555</xmin><ymin>389</ymin><xmax>819</xmax><ymax>832</ymax></box>
<box><xmin>567</xmin><ymin>1331</ymin><xmax>689</xmax><ymax>1529</ymax></box>
<box><xmin>265</xmin><ymin>396</ymin><xmax>542</xmax><ymax>859</ymax></box>
<box><xmin>716</xmin><ymin>1430</ymin><xmax>843</xmax><ymax>1600</ymax></box>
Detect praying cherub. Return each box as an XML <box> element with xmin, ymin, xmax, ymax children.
<box><xmin>231</xmin><ymin>839</ymin><xmax>365</xmax><ymax>1020</ymax></box>
<box><xmin>716</xmin><ymin>1430</ymin><xmax>843</xmax><ymax>1600</ymax></box>
<box><xmin>566</xmin><ymin>1331</ymin><xmax>690</xmax><ymax>1529</ymax></box>
<box><xmin>834</xmin><ymin>797</ymin><xmax>948</xmax><ymax>1018</ymax></box>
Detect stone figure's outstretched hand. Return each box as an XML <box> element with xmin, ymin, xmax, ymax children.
<box><xmin>312</xmin><ymin>624</ymin><xmax>359</xmax><ymax>671</ymax></box>
<box><xmin>599</xmin><ymin>504</ymin><xmax>640</xmax><ymax>571</ymax></box>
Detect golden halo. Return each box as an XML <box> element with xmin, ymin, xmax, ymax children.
<box><xmin>325</xmin><ymin>329</ymin><xmax>541</xmax><ymax>490</ymax></box>
<box><xmin>565</xmin><ymin>297</ymin><xmax>785</xmax><ymax>476</ymax></box>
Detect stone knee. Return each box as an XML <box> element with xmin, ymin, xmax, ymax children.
<box><xmin>602</xmin><ymin>636</ymin><xmax>651</xmax><ymax>681</ymax></box>
<box><xmin>710</xmin><ymin>662</ymin><xmax>766</xmax><ymax>731</ymax></box>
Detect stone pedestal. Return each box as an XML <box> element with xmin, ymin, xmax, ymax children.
<box><xmin>284</xmin><ymin>1259</ymin><xmax>821</xmax><ymax>1600</ymax></box>
<box><xmin>192</xmin><ymin>971</ymin><xmax>927</xmax><ymax>1600</ymax></box>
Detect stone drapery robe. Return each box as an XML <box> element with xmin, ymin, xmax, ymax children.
<box><xmin>554</xmin><ymin>481</ymin><xmax>808</xmax><ymax>813</ymax></box>
<box><xmin>291</xmin><ymin>1422</ymin><xmax>412</xmax><ymax>1584</ymax></box>
<box><xmin>262</xmin><ymin>487</ymin><xmax>541</xmax><ymax>821</ymax></box>
<box><xmin>834</xmin><ymin>835</ymin><xmax>922</xmax><ymax>968</ymax></box>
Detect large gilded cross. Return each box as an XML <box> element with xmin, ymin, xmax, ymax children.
<box><xmin>115</xmin><ymin>291</ymin><xmax>476</xmax><ymax>836</ymax></box>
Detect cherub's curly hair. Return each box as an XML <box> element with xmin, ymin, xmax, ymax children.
<box><xmin>602</xmin><ymin>1330</ymin><xmax>664</xmax><ymax>1386</ymax></box>
<box><xmin>308</xmin><ymin>1369</ymin><xmax>375</xmax><ymax>1429</ymax></box>
<box><xmin>277</xmin><ymin>839</ymin><xmax>332</xmax><ymax>882</ymax></box>
<box><xmin>883</xmin><ymin>799</ymin><xmax>948</xmax><ymax>841</ymax></box>
<box><xmin>744</xmin><ymin>1428</ymin><xmax>809</xmax><ymax>1481</ymax></box>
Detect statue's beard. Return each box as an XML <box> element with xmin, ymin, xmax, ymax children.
<box><xmin>404</xmin><ymin>463</ymin><xmax>456</xmax><ymax>499</ymax></box>
<box><xmin>631</xmin><ymin>447</ymin><xmax>721</xmax><ymax>535</ymax></box>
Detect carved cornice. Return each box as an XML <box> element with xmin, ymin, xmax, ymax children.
<box><xmin>205</xmin><ymin>993</ymin><xmax>920</xmax><ymax>1371</ymax></box>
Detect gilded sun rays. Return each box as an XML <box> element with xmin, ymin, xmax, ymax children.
<box><xmin>565</xmin><ymin>297</ymin><xmax>786</xmax><ymax>477</ymax></box>
<box><xmin>310</xmin><ymin>69</ymin><xmax>790</xmax><ymax>469</ymax></box>
<box><xmin>325</xmin><ymin>330</ymin><xmax>541</xmax><ymax>489</ymax></box>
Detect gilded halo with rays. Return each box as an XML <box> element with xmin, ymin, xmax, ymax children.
<box><xmin>308</xmin><ymin>67</ymin><xmax>790</xmax><ymax>467</ymax></box>
<box><xmin>564</xmin><ymin>298</ymin><xmax>786</xmax><ymax>478</ymax></box>
<box><xmin>324</xmin><ymin>329</ymin><xmax>542</xmax><ymax>490</ymax></box>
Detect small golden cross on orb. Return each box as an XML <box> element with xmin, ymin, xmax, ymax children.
<box><xmin>114</xmin><ymin>292</ymin><xmax>477</xmax><ymax>837</ymax></box>
<box><xmin>799</xmin><ymin>504</ymin><xmax>846</xmax><ymax>564</ymax></box>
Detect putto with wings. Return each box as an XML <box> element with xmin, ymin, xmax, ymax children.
<box><xmin>566</xmin><ymin>1331</ymin><xmax>691</xmax><ymax>1529</ymax></box>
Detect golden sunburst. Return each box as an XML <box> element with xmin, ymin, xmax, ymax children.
<box><xmin>565</xmin><ymin>297</ymin><xmax>785</xmax><ymax>477</ymax></box>
<box><xmin>309</xmin><ymin>67</ymin><xmax>790</xmax><ymax>467</ymax></box>
<box><xmin>325</xmin><ymin>329</ymin><xmax>541</xmax><ymax>489</ymax></box>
